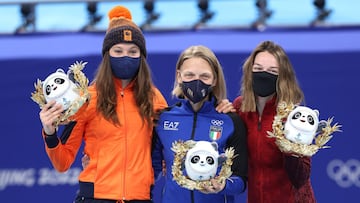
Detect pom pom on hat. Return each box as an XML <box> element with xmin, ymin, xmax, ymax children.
<box><xmin>102</xmin><ymin>5</ymin><xmax>146</xmax><ymax>57</ymax></box>
<box><xmin>108</xmin><ymin>6</ymin><xmax>132</xmax><ymax>21</ymax></box>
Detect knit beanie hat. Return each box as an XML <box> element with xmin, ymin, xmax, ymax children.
<box><xmin>102</xmin><ymin>6</ymin><xmax>146</xmax><ymax>57</ymax></box>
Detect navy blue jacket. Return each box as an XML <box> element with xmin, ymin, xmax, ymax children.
<box><xmin>152</xmin><ymin>97</ymin><xmax>248</xmax><ymax>203</ymax></box>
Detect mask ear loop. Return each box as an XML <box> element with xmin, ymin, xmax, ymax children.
<box><xmin>207</xmin><ymin>91</ymin><xmax>214</xmax><ymax>102</ymax></box>
<box><xmin>178</xmin><ymin>82</ymin><xmax>185</xmax><ymax>99</ymax></box>
<box><xmin>209</xmin><ymin>74</ymin><xmax>216</xmax><ymax>101</ymax></box>
<box><xmin>209</xmin><ymin>73</ymin><xmax>217</xmax><ymax>98</ymax></box>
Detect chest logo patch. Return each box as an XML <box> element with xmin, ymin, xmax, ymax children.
<box><xmin>209</xmin><ymin>119</ymin><xmax>224</xmax><ymax>141</ymax></box>
<box><xmin>163</xmin><ymin>120</ymin><xmax>180</xmax><ymax>131</ymax></box>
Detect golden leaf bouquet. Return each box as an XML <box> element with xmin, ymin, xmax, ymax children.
<box><xmin>31</xmin><ymin>61</ymin><xmax>90</xmax><ymax>126</ymax></box>
<box><xmin>171</xmin><ymin>140</ymin><xmax>235</xmax><ymax>190</ymax></box>
<box><xmin>267</xmin><ymin>101</ymin><xmax>342</xmax><ymax>157</ymax></box>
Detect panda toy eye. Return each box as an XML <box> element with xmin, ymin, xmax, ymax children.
<box><xmin>307</xmin><ymin>115</ymin><xmax>315</xmax><ymax>125</ymax></box>
<box><xmin>191</xmin><ymin>155</ymin><xmax>200</xmax><ymax>163</ymax></box>
<box><xmin>54</xmin><ymin>78</ymin><xmax>65</xmax><ymax>84</ymax></box>
<box><xmin>292</xmin><ymin>112</ymin><xmax>301</xmax><ymax>119</ymax></box>
<box><xmin>206</xmin><ymin>156</ymin><xmax>214</xmax><ymax>165</ymax></box>
<box><xmin>45</xmin><ymin>85</ymin><xmax>51</xmax><ymax>95</ymax></box>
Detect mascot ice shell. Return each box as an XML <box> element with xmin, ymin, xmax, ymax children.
<box><xmin>284</xmin><ymin>106</ymin><xmax>319</xmax><ymax>145</ymax></box>
<box><xmin>42</xmin><ymin>68</ymin><xmax>79</xmax><ymax>110</ymax></box>
<box><xmin>185</xmin><ymin>141</ymin><xmax>219</xmax><ymax>181</ymax></box>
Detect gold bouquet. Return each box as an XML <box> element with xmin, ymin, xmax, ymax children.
<box><xmin>171</xmin><ymin>140</ymin><xmax>235</xmax><ymax>190</ymax></box>
<box><xmin>31</xmin><ymin>61</ymin><xmax>90</xmax><ymax>126</ymax></box>
<box><xmin>267</xmin><ymin>101</ymin><xmax>342</xmax><ymax>157</ymax></box>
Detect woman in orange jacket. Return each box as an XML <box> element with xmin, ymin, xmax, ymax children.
<box><xmin>39</xmin><ymin>5</ymin><xmax>167</xmax><ymax>203</ymax></box>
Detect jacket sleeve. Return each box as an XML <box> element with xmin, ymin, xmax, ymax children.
<box><xmin>284</xmin><ymin>155</ymin><xmax>312</xmax><ymax>188</ymax></box>
<box><xmin>219</xmin><ymin>112</ymin><xmax>248</xmax><ymax>195</ymax></box>
<box><xmin>153</xmin><ymin>87</ymin><xmax>168</xmax><ymax>111</ymax></box>
<box><xmin>43</xmin><ymin>110</ymin><xmax>87</xmax><ymax>172</ymax></box>
<box><xmin>151</xmin><ymin>127</ymin><xmax>164</xmax><ymax>180</ymax></box>
<box><xmin>151</xmin><ymin>87</ymin><xmax>167</xmax><ymax>179</ymax></box>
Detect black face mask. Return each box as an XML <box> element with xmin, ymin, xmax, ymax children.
<box><xmin>181</xmin><ymin>79</ymin><xmax>212</xmax><ymax>104</ymax></box>
<box><xmin>252</xmin><ymin>71</ymin><xmax>278</xmax><ymax>97</ymax></box>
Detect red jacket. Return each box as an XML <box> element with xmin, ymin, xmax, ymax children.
<box><xmin>233</xmin><ymin>96</ymin><xmax>315</xmax><ymax>203</ymax></box>
<box><xmin>43</xmin><ymin>79</ymin><xmax>167</xmax><ymax>201</ymax></box>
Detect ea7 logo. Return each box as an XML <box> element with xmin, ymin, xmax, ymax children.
<box><xmin>163</xmin><ymin>121</ymin><xmax>180</xmax><ymax>131</ymax></box>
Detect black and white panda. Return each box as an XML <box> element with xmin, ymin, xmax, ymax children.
<box><xmin>42</xmin><ymin>68</ymin><xmax>79</xmax><ymax>110</ymax></box>
<box><xmin>284</xmin><ymin>106</ymin><xmax>321</xmax><ymax>145</ymax></box>
<box><xmin>184</xmin><ymin>141</ymin><xmax>220</xmax><ymax>181</ymax></box>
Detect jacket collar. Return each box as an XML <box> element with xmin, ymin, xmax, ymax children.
<box><xmin>179</xmin><ymin>96</ymin><xmax>218</xmax><ymax>113</ymax></box>
<box><xmin>113</xmin><ymin>77</ymin><xmax>136</xmax><ymax>91</ymax></box>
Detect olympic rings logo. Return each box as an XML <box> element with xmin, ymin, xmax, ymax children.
<box><xmin>327</xmin><ymin>159</ymin><xmax>360</xmax><ymax>188</ymax></box>
<box><xmin>211</xmin><ymin>119</ymin><xmax>224</xmax><ymax>126</ymax></box>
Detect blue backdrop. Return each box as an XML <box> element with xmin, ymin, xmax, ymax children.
<box><xmin>0</xmin><ymin>27</ymin><xmax>358</xmax><ymax>202</ymax></box>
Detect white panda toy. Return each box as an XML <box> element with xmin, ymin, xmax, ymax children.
<box><xmin>284</xmin><ymin>106</ymin><xmax>323</xmax><ymax>145</ymax></box>
<box><xmin>184</xmin><ymin>141</ymin><xmax>220</xmax><ymax>181</ymax></box>
<box><xmin>42</xmin><ymin>68</ymin><xmax>79</xmax><ymax>110</ymax></box>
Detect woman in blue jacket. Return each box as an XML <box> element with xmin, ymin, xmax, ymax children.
<box><xmin>152</xmin><ymin>45</ymin><xmax>248</xmax><ymax>203</ymax></box>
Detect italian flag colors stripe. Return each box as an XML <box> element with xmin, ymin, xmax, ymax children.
<box><xmin>210</xmin><ymin>131</ymin><xmax>221</xmax><ymax>140</ymax></box>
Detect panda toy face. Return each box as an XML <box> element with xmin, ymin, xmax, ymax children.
<box><xmin>184</xmin><ymin>141</ymin><xmax>219</xmax><ymax>181</ymax></box>
<box><xmin>42</xmin><ymin>69</ymin><xmax>79</xmax><ymax>110</ymax></box>
<box><xmin>284</xmin><ymin>106</ymin><xmax>319</xmax><ymax>145</ymax></box>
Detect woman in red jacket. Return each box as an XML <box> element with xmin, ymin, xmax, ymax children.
<box><xmin>233</xmin><ymin>41</ymin><xmax>316</xmax><ymax>203</ymax></box>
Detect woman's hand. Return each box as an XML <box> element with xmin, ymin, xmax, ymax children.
<box><xmin>199</xmin><ymin>178</ymin><xmax>226</xmax><ymax>194</ymax></box>
<box><xmin>216</xmin><ymin>99</ymin><xmax>235</xmax><ymax>113</ymax></box>
<box><xmin>39</xmin><ymin>101</ymin><xmax>63</xmax><ymax>135</ymax></box>
<box><xmin>81</xmin><ymin>154</ymin><xmax>90</xmax><ymax>169</ymax></box>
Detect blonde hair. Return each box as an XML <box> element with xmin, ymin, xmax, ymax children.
<box><xmin>172</xmin><ymin>45</ymin><xmax>227</xmax><ymax>101</ymax></box>
<box><xmin>240</xmin><ymin>41</ymin><xmax>304</xmax><ymax>112</ymax></box>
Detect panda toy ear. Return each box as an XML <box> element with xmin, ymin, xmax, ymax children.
<box><xmin>314</xmin><ymin>109</ymin><xmax>319</xmax><ymax>117</ymax></box>
<box><xmin>317</xmin><ymin>120</ymin><xmax>327</xmax><ymax>133</ymax></box>
<box><xmin>282</xmin><ymin>105</ymin><xmax>298</xmax><ymax>125</ymax></box>
<box><xmin>211</xmin><ymin>142</ymin><xmax>218</xmax><ymax>151</ymax></box>
<box><xmin>67</xmin><ymin>69</ymin><xmax>77</xmax><ymax>84</ymax></box>
<box><xmin>181</xmin><ymin>157</ymin><xmax>186</xmax><ymax>171</ymax></box>
<box><xmin>218</xmin><ymin>154</ymin><xmax>227</xmax><ymax>166</ymax></box>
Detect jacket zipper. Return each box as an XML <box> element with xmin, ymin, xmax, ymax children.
<box><xmin>190</xmin><ymin>112</ymin><xmax>198</xmax><ymax>140</ymax></box>
<box><xmin>190</xmin><ymin>112</ymin><xmax>198</xmax><ymax>203</ymax></box>
<box><xmin>257</xmin><ymin>115</ymin><xmax>262</xmax><ymax>131</ymax></box>
<box><xmin>120</xmin><ymin>90</ymin><xmax>127</xmax><ymax>200</ymax></box>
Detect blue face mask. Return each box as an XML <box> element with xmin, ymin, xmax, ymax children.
<box><xmin>110</xmin><ymin>56</ymin><xmax>140</xmax><ymax>80</ymax></box>
<box><xmin>181</xmin><ymin>79</ymin><xmax>212</xmax><ymax>104</ymax></box>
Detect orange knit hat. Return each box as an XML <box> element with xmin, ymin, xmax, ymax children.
<box><xmin>102</xmin><ymin>6</ymin><xmax>146</xmax><ymax>57</ymax></box>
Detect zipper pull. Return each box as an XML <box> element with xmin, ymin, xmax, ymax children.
<box><xmin>257</xmin><ymin>116</ymin><xmax>262</xmax><ymax>131</ymax></box>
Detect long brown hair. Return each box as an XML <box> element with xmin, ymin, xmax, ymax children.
<box><xmin>92</xmin><ymin>52</ymin><xmax>155</xmax><ymax>127</ymax></box>
<box><xmin>240</xmin><ymin>41</ymin><xmax>304</xmax><ymax>112</ymax></box>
